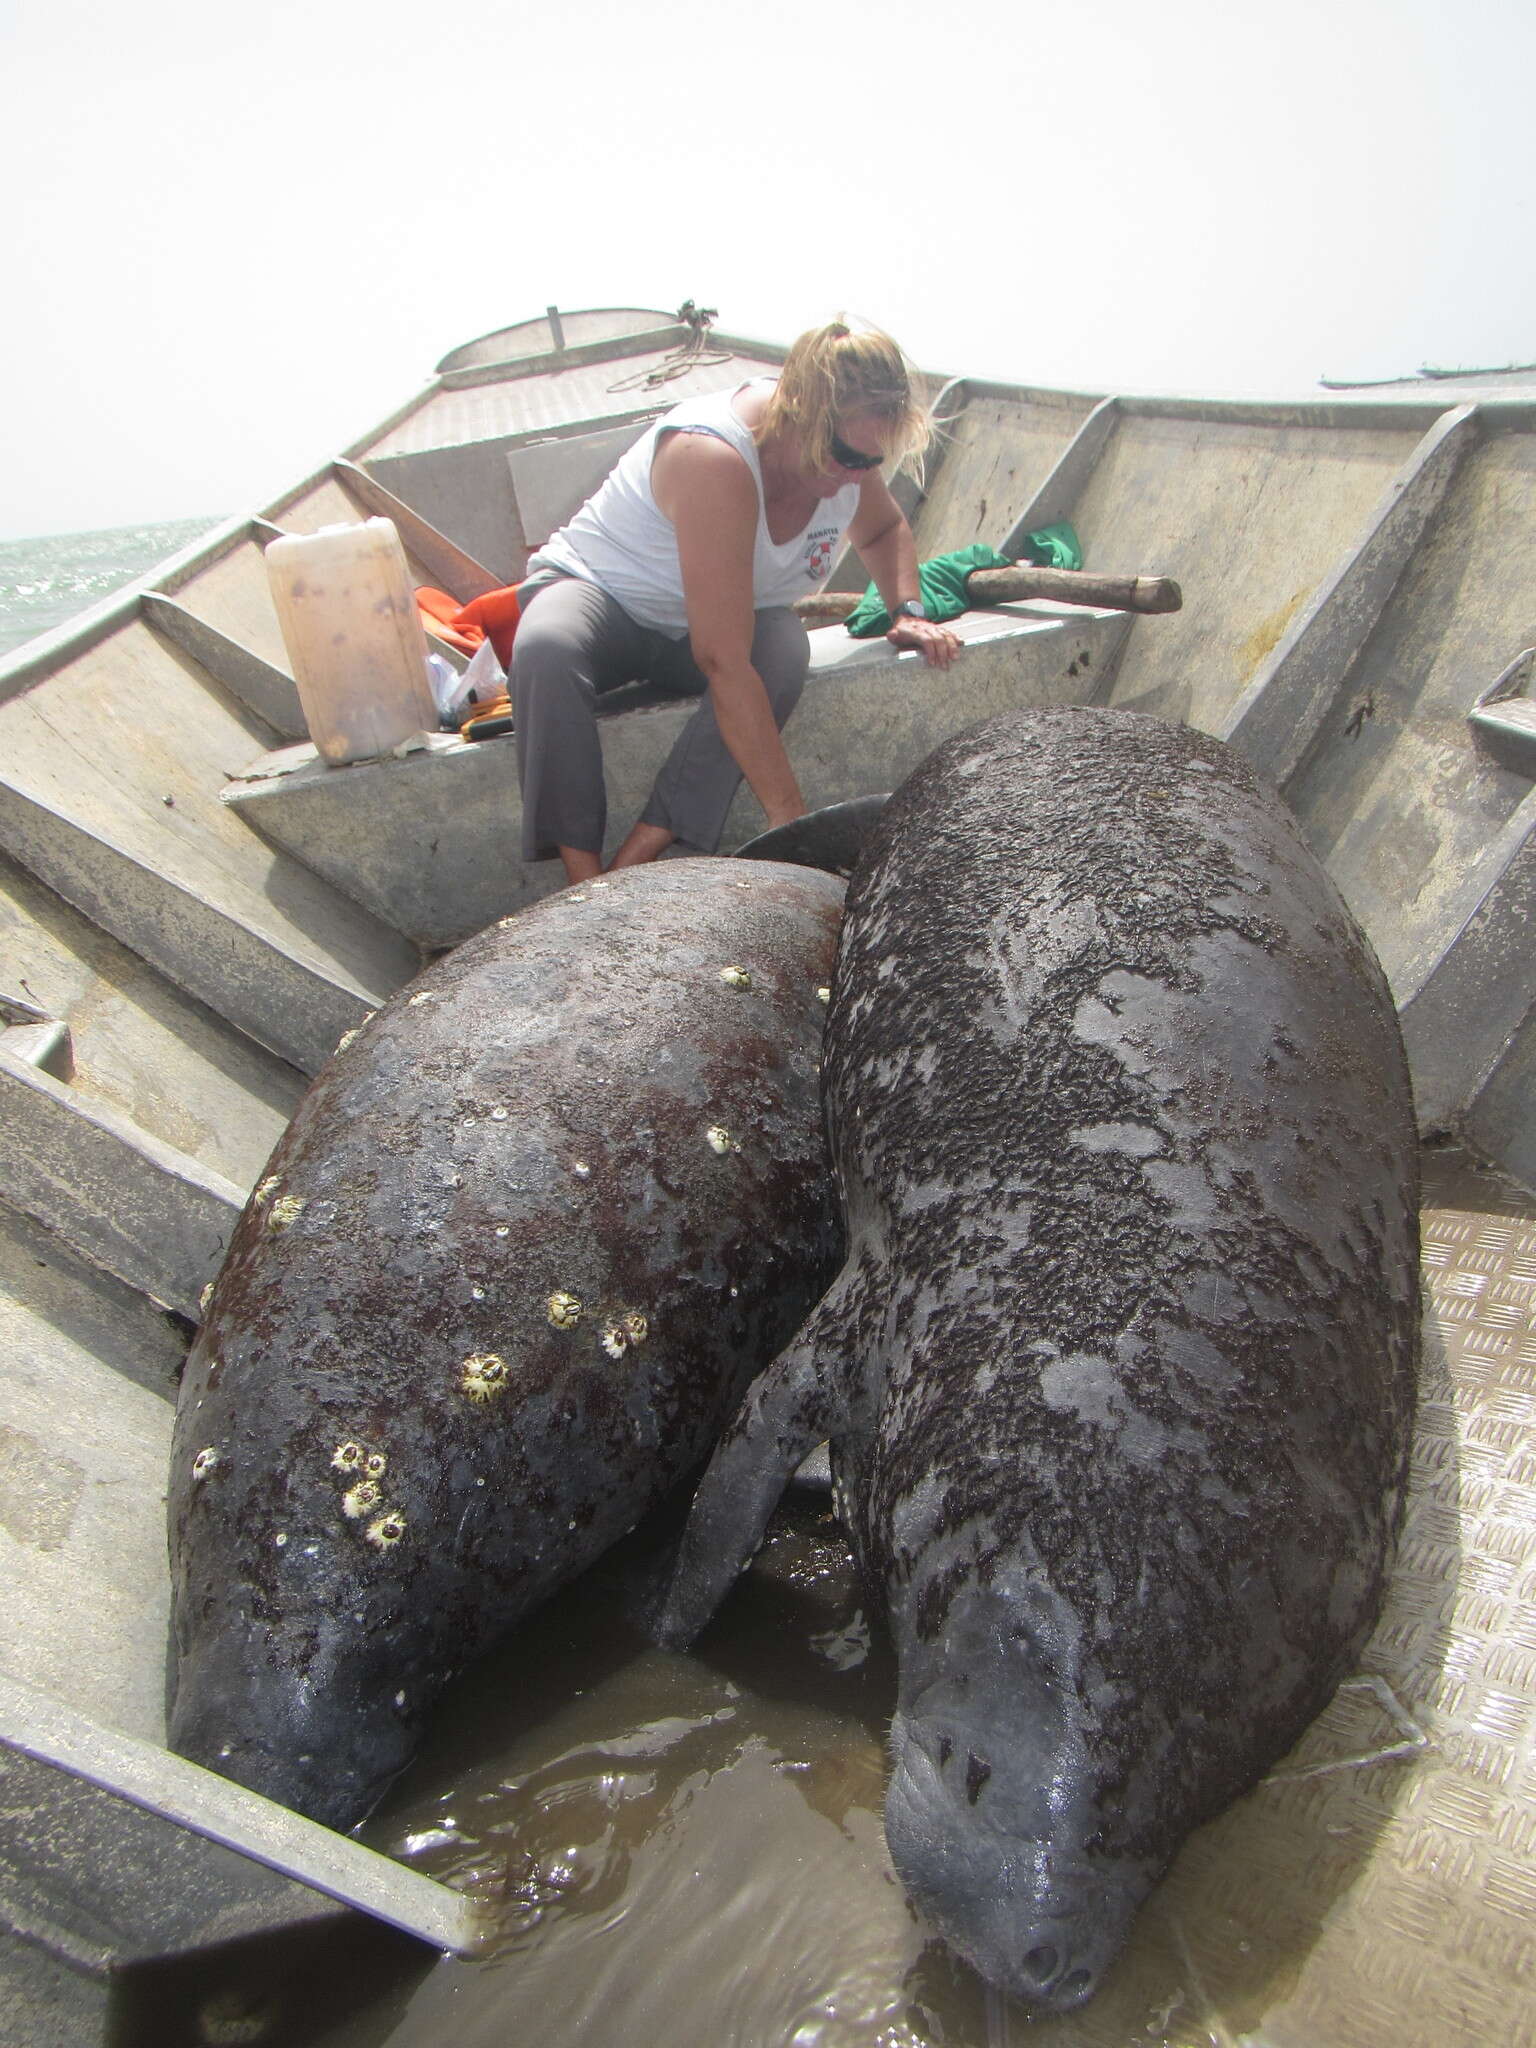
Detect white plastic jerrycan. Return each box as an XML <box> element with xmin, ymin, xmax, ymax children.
<box><xmin>266</xmin><ymin>518</ymin><xmax>438</xmax><ymax>764</ymax></box>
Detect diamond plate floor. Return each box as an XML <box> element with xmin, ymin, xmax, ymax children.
<box><xmin>1059</xmin><ymin>1144</ymin><xmax>1536</xmax><ymax>2048</ymax></box>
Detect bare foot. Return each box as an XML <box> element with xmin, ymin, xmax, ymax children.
<box><xmin>607</xmin><ymin>822</ymin><xmax>675</xmax><ymax>870</ymax></box>
<box><xmin>558</xmin><ymin>845</ymin><xmax>604</xmax><ymax>886</ymax></box>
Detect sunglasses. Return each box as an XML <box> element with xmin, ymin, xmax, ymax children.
<box><xmin>827</xmin><ymin>428</ymin><xmax>885</xmax><ymax>472</ymax></box>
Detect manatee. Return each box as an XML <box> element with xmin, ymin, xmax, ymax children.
<box><xmin>169</xmin><ymin>858</ymin><xmax>845</xmax><ymax>1829</ymax></box>
<box><xmin>659</xmin><ymin>707</ymin><xmax>1420</xmax><ymax>2011</ymax></box>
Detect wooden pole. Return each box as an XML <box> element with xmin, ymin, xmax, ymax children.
<box><xmin>794</xmin><ymin>566</ymin><xmax>1182</xmax><ymax>623</ymax></box>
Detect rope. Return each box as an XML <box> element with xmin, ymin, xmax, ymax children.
<box><xmin>608</xmin><ymin>300</ymin><xmax>733</xmax><ymax>394</ymax></box>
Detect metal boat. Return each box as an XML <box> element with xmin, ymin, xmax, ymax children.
<box><xmin>2</xmin><ymin>306</ymin><xmax>1533</xmax><ymax>2045</ymax></box>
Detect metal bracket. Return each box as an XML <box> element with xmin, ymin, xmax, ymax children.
<box><xmin>1470</xmin><ymin>646</ymin><xmax>1536</xmax><ymax>772</ymax></box>
<box><xmin>1</xmin><ymin>994</ymin><xmax>71</xmax><ymax>1079</ymax></box>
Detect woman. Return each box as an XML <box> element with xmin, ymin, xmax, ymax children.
<box><xmin>511</xmin><ymin>318</ymin><xmax>962</xmax><ymax>887</ymax></box>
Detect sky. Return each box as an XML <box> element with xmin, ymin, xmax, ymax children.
<box><xmin>1</xmin><ymin>0</ymin><xmax>1532</xmax><ymax>540</ymax></box>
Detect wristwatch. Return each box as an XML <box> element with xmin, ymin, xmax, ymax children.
<box><xmin>892</xmin><ymin>599</ymin><xmax>928</xmax><ymax>622</ymax></box>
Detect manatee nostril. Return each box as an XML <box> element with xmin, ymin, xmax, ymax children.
<box><xmin>1059</xmin><ymin>1968</ymin><xmax>1093</xmax><ymax>2001</ymax></box>
<box><xmin>964</xmin><ymin>1752</ymin><xmax>991</xmax><ymax>1804</ymax></box>
<box><xmin>937</xmin><ymin>1735</ymin><xmax>952</xmax><ymax>1766</ymax></box>
<box><xmin>1023</xmin><ymin>1944</ymin><xmax>1058</xmax><ymax>1983</ymax></box>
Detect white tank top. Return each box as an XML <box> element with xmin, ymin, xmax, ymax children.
<box><xmin>529</xmin><ymin>380</ymin><xmax>862</xmax><ymax>638</ymax></box>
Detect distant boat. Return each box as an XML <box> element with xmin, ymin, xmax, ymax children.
<box><xmin>1</xmin><ymin>304</ymin><xmax>1533</xmax><ymax>2046</ymax></box>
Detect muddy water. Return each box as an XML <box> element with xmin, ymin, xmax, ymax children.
<box><xmin>313</xmin><ymin>1474</ymin><xmax>1434</xmax><ymax>2048</ymax></box>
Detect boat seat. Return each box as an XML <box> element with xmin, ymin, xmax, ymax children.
<box><xmin>219</xmin><ymin>604</ymin><xmax>1134</xmax><ymax>952</ymax></box>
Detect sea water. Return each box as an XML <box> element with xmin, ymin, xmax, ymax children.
<box><xmin>0</xmin><ymin>517</ymin><xmax>218</xmax><ymax>660</ymax></box>
<box><xmin>292</xmin><ymin>1461</ymin><xmax>1439</xmax><ymax>2048</ymax></box>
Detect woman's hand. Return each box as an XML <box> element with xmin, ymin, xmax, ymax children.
<box><xmin>887</xmin><ymin>615</ymin><xmax>962</xmax><ymax>669</ymax></box>
<box><xmin>847</xmin><ymin>478</ymin><xmax>963</xmax><ymax>672</ymax></box>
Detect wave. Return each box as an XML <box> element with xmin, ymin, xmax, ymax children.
<box><xmin>0</xmin><ymin>516</ymin><xmax>219</xmax><ymax>659</ymax></box>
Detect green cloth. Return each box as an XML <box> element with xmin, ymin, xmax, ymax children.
<box><xmin>842</xmin><ymin>523</ymin><xmax>1084</xmax><ymax>638</ymax></box>
<box><xmin>1014</xmin><ymin>521</ymin><xmax>1082</xmax><ymax>573</ymax></box>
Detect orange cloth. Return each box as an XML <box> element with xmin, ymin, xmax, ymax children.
<box><xmin>415</xmin><ymin>586</ymin><xmax>482</xmax><ymax>656</ymax></box>
<box><xmin>454</xmin><ymin>585</ymin><xmax>523</xmax><ymax>667</ymax></box>
<box><xmin>414</xmin><ymin>584</ymin><xmax>525</xmax><ymax>666</ymax></box>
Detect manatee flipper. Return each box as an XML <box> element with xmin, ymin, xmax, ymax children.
<box><xmin>655</xmin><ymin>1292</ymin><xmax>854</xmax><ymax>1648</ymax></box>
<box><xmin>734</xmin><ymin>796</ymin><xmax>888</xmax><ymax>878</ymax></box>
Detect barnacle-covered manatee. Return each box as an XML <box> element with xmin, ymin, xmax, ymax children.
<box><xmin>168</xmin><ymin>859</ymin><xmax>844</xmax><ymax>1829</ymax></box>
<box><xmin>660</xmin><ymin>708</ymin><xmax>1420</xmax><ymax>2012</ymax></box>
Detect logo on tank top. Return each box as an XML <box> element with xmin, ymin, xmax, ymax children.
<box><xmin>806</xmin><ymin>527</ymin><xmax>839</xmax><ymax>581</ymax></box>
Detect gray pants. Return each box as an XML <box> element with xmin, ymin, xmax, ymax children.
<box><xmin>510</xmin><ymin>576</ymin><xmax>810</xmax><ymax>862</ymax></box>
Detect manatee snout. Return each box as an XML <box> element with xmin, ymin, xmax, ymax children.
<box><xmin>170</xmin><ymin>1630</ymin><xmax>416</xmax><ymax>1829</ymax></box>
<box><xmin>884</xmin><ymin>1706</ymin><xmax>1150</xmax><ymax>2013</ymax></box>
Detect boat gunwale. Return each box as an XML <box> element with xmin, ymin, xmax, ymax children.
<box><xmin>950</xmin><ymin>372</ymin><xmax>1536</xmax><ymax>435</ymax></box>
<box><xmin>433</xmin><ymin>304</ymin><xmax>685</xmax><ymax>374</ymax></box>
<box><xmin>433</xmin><ymin>320</ymin><xmax>779</xmax><ymax>393</ymax></box>
<box><xmin>12</xmin><ymin>315</ymin><xmax>1536</xmax><ymax>707</ymax></box>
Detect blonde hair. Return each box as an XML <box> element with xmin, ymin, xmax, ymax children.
<box><xmin>757</xmin><ymin>317</ymin><xmax>932</xmax><ymax>480</ymax></box>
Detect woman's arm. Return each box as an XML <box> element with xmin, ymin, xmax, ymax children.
<box><xmin>654</xmin><ymin>433</ymin><xmax>806</xmax><ymax>828</ymax></box>
<box><xmin>846</xmin><ymin>474</ymin><xmax>961</xmax><ymax>670</ymax></box>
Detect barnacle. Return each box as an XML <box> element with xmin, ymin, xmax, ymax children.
<box><xmin>601</xmin><ymin>1325</ymin><xmax>628</xmax><ymax>1361</ymax></box>
<box><xmin>572</xmin><ymin>1161</ymin><xmax>591</xmax><ymax>1179</ymax></box>
<box><xmin>461</xmin><ymin>1353</ymin><xmax>509</xmax><ymax>1403</ymax></box>
<box><xmin>816</xmin><ymin>986</ymin><xmax>831</xmax><ymax>1004</ymax></box>
<box><xmin>719</xmin><ymin>965</ymin><xmax>752</xmax><ymax>989</ymax></box>
<box><xmin>343</xmin><ymin>1480</ymin><xmax>382</xmax><ymax>1519</ymax></box>
<box><xmin>197</xmin><ymin>1987</ymin><xmax>275</xmax><ymax>2046</ymax></box>
<box><xmin>335</xmin><ymin>1027</ymin><xmax>360</xmax><ymax>1054</ymax></box>
<box><xmin>268</xmin><ymin>1194</ymin><xmax>305</xmax><ymax>1232</ymax></box>
<box><xmin>408</xmin><ymin>990</ymin><xmax>438</xmax><ymax>1007</ymax></box>
<box><xmin>623</xmin><ymin>1310</ymin><xmax>649</xmax><ymax>1344</ymax></box>
<box><xmin>199</xmin><ymin>1282</ymin><xmax>214</xmax><ymax>1315</ymax></box>
<box><xmin>706</xmin><ymin>1125</ymin><xmax>734</xmax><ymax>1155</ymax></box>
<box><xmin>365</xmin><ymin>1451</ymin><xmax>388</xmax><ymax>1478</ymax></box>
<box><xmin>331</xmin><ymin>1441</ymin><xmax>365</xmax><ymax>1473</ymax></box>
<box><xmin>547</xmin><ymin>1291</ymin><xmax>584</xmax><ymax>1329</ymax></box>
<box><xmin>366</xmin><ymin>1511</ymin><xmax>407</xmax><ymax>1549</ymax></box>
<box><xmin>191</xmin><ymin>1447</ymin><xmax>219</xmax><ymax>1480</ymax></box>
<box><xmin>253</xmin><ymin>1175</ymin><xmax>282</xmax><ymax>1207</ymax></box>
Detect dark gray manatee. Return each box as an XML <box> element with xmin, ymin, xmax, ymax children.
<box><xmin>169</xmin><ymin>858</ymin><xmax>845</xmax><ymax>1829</ymax></box>
<box><xmin>659</xmin><ymin>707</ymin><xmax>1420</xmax><ymax>2011</ymax></box>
